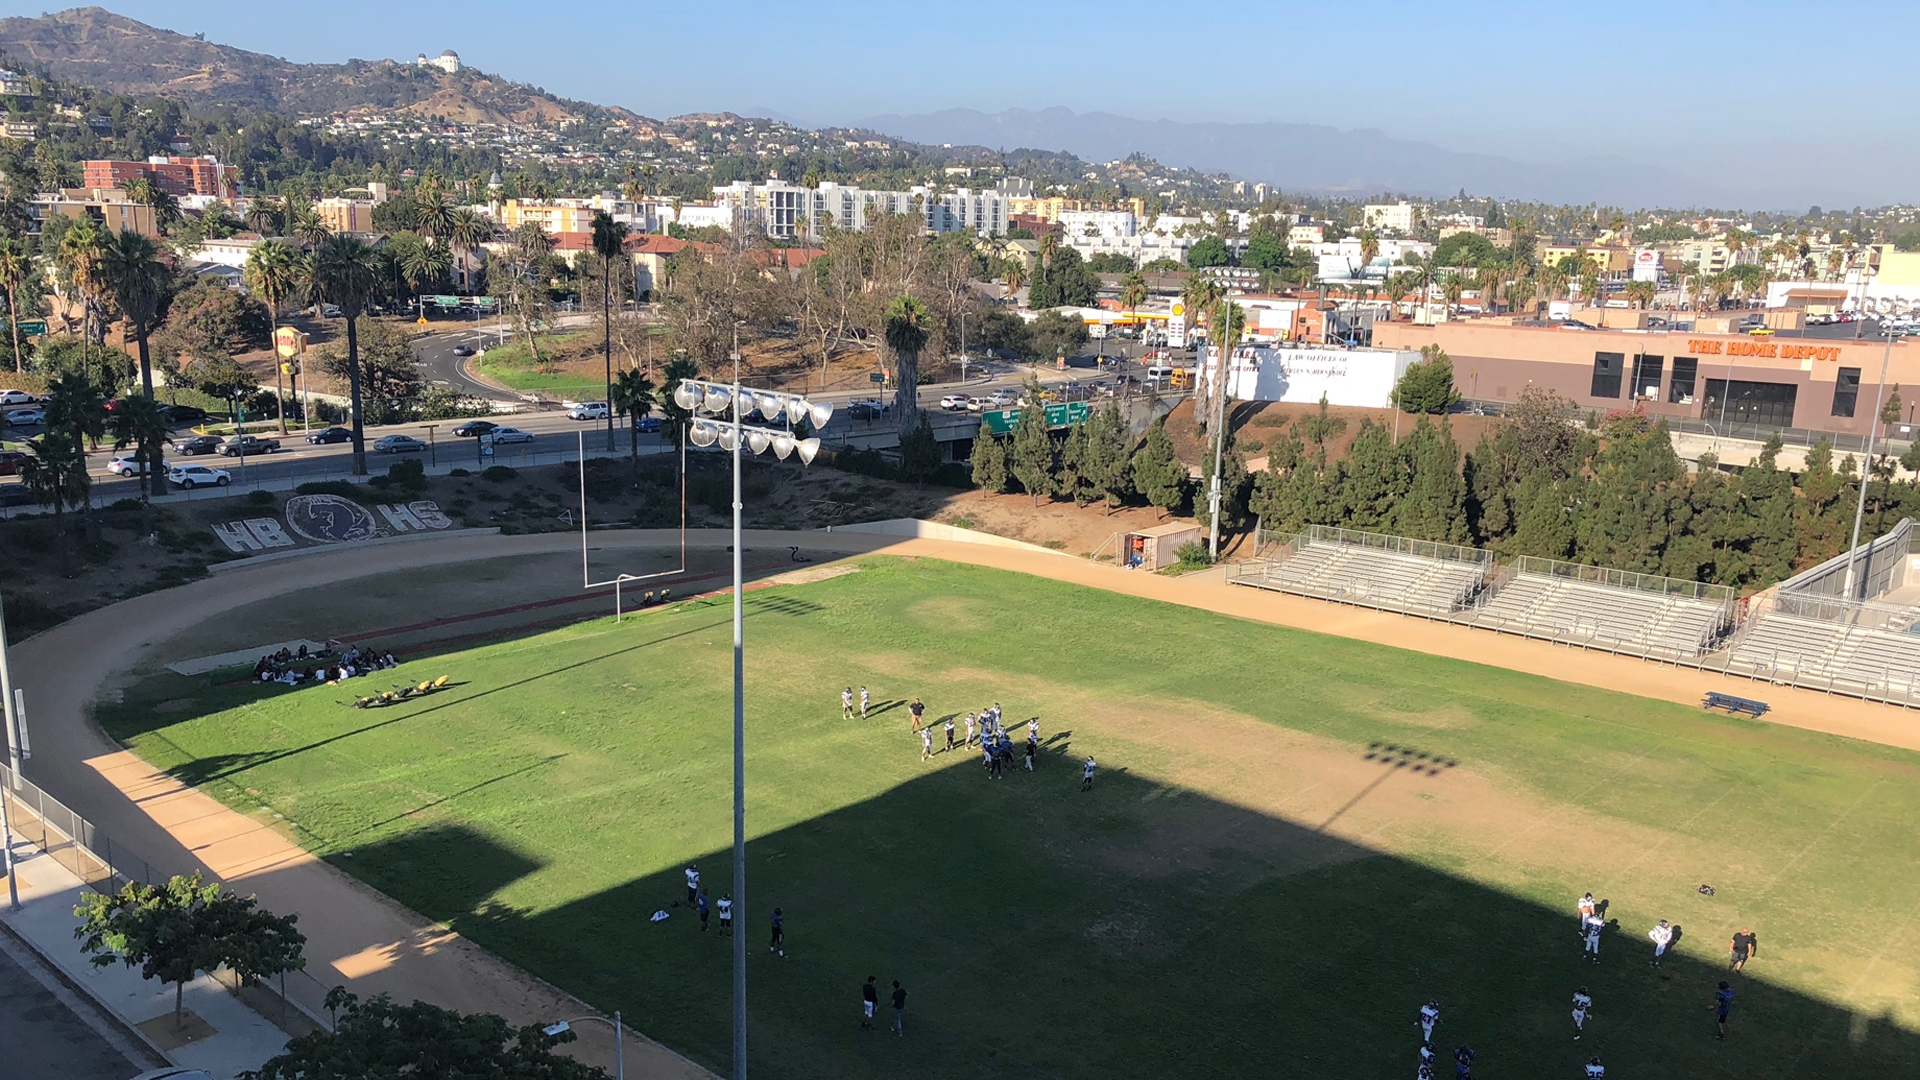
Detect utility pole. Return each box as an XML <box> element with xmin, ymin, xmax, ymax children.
<box><xmin>1206</xmin><ymin>297</ymin><xmax>1233</xmax><ymax>560</ymax></box>
<box><xmin>1842</xmin><ymin>329</ymin><xmax>1898</xmax><ymax>601</ymax></box>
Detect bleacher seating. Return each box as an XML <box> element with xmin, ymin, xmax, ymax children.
<box><xmin>1722</xmin><ymin>613</ymin><xmax>1920</xmax><ymax>696</ymax></box>
<box><xmin>1470</xmin><ymin>573</ymin><xmax>1726</xmax><ymax>657</ymax></box>
<box><xmin>1246</xmin><ymin>541</ymin><xmax>1484</xmax><ymax>615</ymax></box>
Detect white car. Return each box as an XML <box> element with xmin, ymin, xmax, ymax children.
<box><xmin>0</xmin><ymin>390</ymin><xmax>36</xmax><ymax>406</ymax></box>
<box><xmin>168</xmin><ymin>463</ymin><xmax>231</xmax><ymax>488</ymax></box>
<box><xmin>489</xmin><ymin>427</ymin><xmax>535</xmax><ymax>444</ymax></box>
<box><xmin>4</xmin><ymin>407</ymin><xmax>45</xmax><ymax>426</ymax></box>
<box><xmin>939</xmin><ymin>393</ymin><xmax>970</xmax><ymax>410</ymax></box>
<box><xmin>986</xmin><ymin>390</ymin><xmax>1018</xmax><ymax>407</ymax></box>
<box><xmin>567</xmin><ymin>401</ymin><xmax>610</xmax><ymax>421</ymax></box>
<box><xmin>107</xmin><ymin>454</ymin><xmax>169</xmax><ymax>476</ymax></box>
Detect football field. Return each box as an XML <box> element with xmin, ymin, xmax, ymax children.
<box><xmin>102</xmin><ymin>557</ymin><xmax>1920</xmax><ymax>1079</ymax></box>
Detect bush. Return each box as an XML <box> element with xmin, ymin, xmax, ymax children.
<box><xmin>245</xmin><ymin>490</ymin><xmax>275</xmax><ymax>506</ymax></box>
<box><xmin>482</xmin><ymin>465</ymin><xmax>518</xmax><ymax>482</ymax></box>
<box><xmin>448</xmin><ymin>467</ymin><xmax>472</xmax><ymax>477</ymax></box>
<box><xmin>107</xmin><ymin>498</ymin><xmax>143</xmax><ymax>512</ymax></box>
<box><xmin>295</xmin><ymin>480</ymin><xmax>364</xmax><ymax>498</ymax></box>
<box><xmin>831</xmin><ymin>448</ymin><xmax>897</xmax><ymax>480</ymax></box>
<box><xmin>368</xmin><ymin>475</ymin><xmax>394</xmax><ymax>488</ymax></box>
<box><xmin>387</xmin><ymin>457</ymin><xmax>427</xmax><ymax>494</ymax></box>
<box><xmin>1174</xmin><ymin>540</ymin><xmax>1214</xmax><ymax>567</ymax></box>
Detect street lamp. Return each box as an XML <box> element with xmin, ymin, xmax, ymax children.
<box><xmin>671</xmin><ymin>371</ymin><xmax>828</xmax><ymax>1080</ymax></box>
<box><xmin>544</xmin><ymin>1014</ymin><xmax>622</xmax><ymax>1080</ymax></box>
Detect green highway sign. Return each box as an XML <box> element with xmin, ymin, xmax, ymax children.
<box><xmin>980</xmin><ymin>400</ymin><xmax>1091</xmax><ymax>436</ymax></box>
<box><xmin>869</xmin><ymin>372</ymin><xmax>886</xmax><ymax>383</ymax></box>
<box><xmin>434</xmin><ymin>295</ymin><xmax>460</xmax><ymax>307</ymax></box>
<box><xmin>11</xmin><ymin>319</ymin><xmax>45</xmax><ymax>336</ymax></box>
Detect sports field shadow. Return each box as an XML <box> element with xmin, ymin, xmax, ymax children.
<box><xmin>264</xmin><ymin>761</ymin><xmax>1920</xmax><ymax>1080</ymax></box>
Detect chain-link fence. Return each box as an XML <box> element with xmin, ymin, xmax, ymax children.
<box><xmin>1</xmin><ymin>764</ymin><xmax>336</xmax><ymax>1033</ymax></box>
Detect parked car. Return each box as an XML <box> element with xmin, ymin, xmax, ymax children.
<box><xmin>174</xmin><ymin>434</ymin><xmax>223</xmax><ymax>456</ymax></box>
<box><xmin>168</xmin><ymin>463</ymin><xmax>231</xmax><ymax>488</ymax></box>
<box><xmin>633</xmin><ymin>414</ymin><xmax>663</xmax><ymax>433</ymax></box>
<box><xmin>107</xmin><ymin>454</ymin><xmax>168</xmax><ymax>476</ymax></box>
<box><xmin>306</xmin><ymin>425</ymin><xmax>352</xmax><ymax>444</ymax></box>
<box><xmin>489</xmin><ymin>426</ymin><xmax>535</xmax><ymax>444</ymax></box>
<box><xmin>939</xmin><ymin>393</ymin><xmax>971</xmax><ymax>410</ymax></box>
<box><xmin>452</xmin><ymin>345</ymin><xmax>476</xmax><ymax>357</ymax></box>
<box><xmin>0</xmin><ymin>389</ymin><xmax>37</xmax><ymax>406</ymax></box>
<box><xmin>4</xmin><ymin>407</ymin><xmax>45</xmax><ymax>426</ymax></box>
<box><xmin>0</xmin><ymin>450</ymin><xmax>28</xmax><ymax>476</ymax></box>
<box><xmin>374</xmin><ymin>434</ymin><xmax>427</xmax><ymax>453</ymax></box>
<box><xmin>452</xmin><ymin>420</ymin><xmax>498</xmax><ymax>437</ymax></box>
<box><xmin>220</xmin><ymin>434</ymin><xmax>281</xmax><ymax>456</ymax></box>
<box><xmin>567</xmin><ymin>401</ymin><xmax>610</xmax><ymax>421</ymax></box>
<box><xmin>160</xmin><ymin>404</ymin><xmax>208</xmax><ymax>425</ymax></box>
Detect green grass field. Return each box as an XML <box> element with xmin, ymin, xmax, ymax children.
<box><xmin>104</xmin><ymin>558</ymin><xmax>1920</xmax><ymax>1079</ymax></box>
<box><xmin>477</xmin><ymin>332</ymin><xmax>603</xmax><ymax>392</ymax></box>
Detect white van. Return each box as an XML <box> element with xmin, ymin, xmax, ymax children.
<box><xmin>1145</xmin><ymin>365</ymin><xmax>1175</xmax><ymax>385</ymax></box>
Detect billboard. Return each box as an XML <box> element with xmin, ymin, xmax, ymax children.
<box><xmin>1220</xmin><ymin>347</ymin><xmax>1419</xmax><ymax>409</ymax></box>
<box><xmin>1632</xmin><ymin>249</ymin><xmax>1660</xmax><ymax>282</ymax></box>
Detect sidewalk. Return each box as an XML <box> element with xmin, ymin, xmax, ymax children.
<box><xmin>0</xmin><ymin>845</ymin><xmax>290</xmax><ymax>1080</ymax></box>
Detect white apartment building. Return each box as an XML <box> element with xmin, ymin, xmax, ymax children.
<box><xmin>1363</xmin><ymin>202</ymin><xmax>1418</xmax><ymax>234</ymax></box>
<box><xmin>1309</xmin><ymin>237</ymin><xmax>1436</xmax><ymax>281</ymax></box>
<box><xmin>714</xmin><ymin>180</ymin><xmax>1008</xmax><ymax>239</ymax></box>
<box><xmin>1059</xmin><ymin>210</ymin><xmax>1137</xmax><ymax>241</ymax></box>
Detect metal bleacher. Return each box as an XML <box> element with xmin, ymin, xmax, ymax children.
<box><xmin>1233</xmin><ymin>526</ymin><xmax>1489</xmax><ymax>617</ymax></box>
<box><xmin>1470</xmin><ymin>567</ymin><xmax>1732</xmax><ymax>659</ymax></box>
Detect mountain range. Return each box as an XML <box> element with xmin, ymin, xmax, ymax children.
<box><xmin>849</xmin><ymin>107</ymin><xmax>1866</xmax><ymax>211</ymax></box>
<box><xmin>0</xmin><ymin>7</ymin><xmax>631</xmax><ymax>126</ymax></box>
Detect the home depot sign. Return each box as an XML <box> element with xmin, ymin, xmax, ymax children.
<box><xmin>1688</xmin><ymin>339</ymin><xmax>1843</xmax><ymax>361</ymax></box>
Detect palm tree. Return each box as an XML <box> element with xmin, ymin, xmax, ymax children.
<box><xmin>640</xmin><ymin>164</ymin><xmax>658</xmax><ymax>197</ymax></box>
<box><xmin>609</xmin><ymin>368</ymin><xmax>656</xmax><ymax>466</ymax></box>
<box><xmin>1358</xmin><ymin>229</ymin><xmax>1380</xmax><ymax>272</ymax></box>
<box><xmin>446</xmin><ymin>208</ymin><xmax>492</xmax><ymax>291</ymax></box>
<box><xmin>1181</xmin><ymin>274</ymin><xmax>1225</xmax><ymax>427</ymax></box>
<box><xmin>591</xmin><ymin>211</ymin><xmax>629</xmax><ymax>453</ymax></box>
<box><xmin>246</xmin><ymin>240</ymin><xmax>302</xmax><ymax>433</ymax></box>
<box><xmin>308</xmin><ymin>235</ymin><xmax>381</xmax><ymax>475</ymax></box>
<box><xmin>1439</xmin><ymin>270</ymin><xmax>1467</xmax><ymax>317</ymax></box>
<box><xmin>121</xmin><ymin>176</ymin><xmax>181</xmax><ymax>231</ymax></box>
<box><xmin>398</xmin><ymin>237</ymin><xmax>452</xmax><ymax>296</ymax></box>
<box><xmin>1002</xmin><ymin>258</ymin><xmax>1027</xmax><ymax>300</ymax></box>
<box><xmin>1623</xmin><ymin>279</ymin><xmax>1655</xmax><ymax>310</ymax></box>
<box><xmin>413</xmin><ymin>185</ymin><xmax>456</xmax><ymax>242</ymax></box>
<box><xmin>290</xmin><ymin>201</ymin><xmax>331</xmax><ymax>251</ymax></box>
<box><xmin>110</xmin><ymin>392</ymin><xmax>170</xmax><ymax>513</ymax></box>
<box><xmin>0</xmin><ymin>241</ymin><xmax>32</xmax><ymax>372</ymax></box>
<box><xmin>55</xmin><ymin>218</ymin><xmax>107</xmax><ymax>375</ymax></box>
<box><xmin>1119</xmin><ymin>271</ymin><xmax>1148</xmax><ymax>330</ymax></box>
<box><xmin>1507</xmin><ymin>277</ymin><xmax>1537</xmax><ymax>319</ymax></box>
<box><xmin>245</xmin><ymin>196</ymin><xmax>284</xmax><ymax>236</ymax></box>
<box><xmin>20</xmin><ymin>429</ymin><xmax>89</xmax><ymax>577</ymax></box>
<box><xmin>883</xmin><ymin>294</ymin><xmax>932</xmax><ymax>432</ymax></box>
<box><xmin>1475</xmin><ymin>264</ymin><xmax>1502</xmax><ymax>314</ymax></box>
<box><xmin>42</xmin><ymin>372</ymin><xmax>107</xmax><ymax>544</ymax></box>
<box><xmin>103</xmin><ymin>230</ymin><xmax>172</xmax><ymax>401</ymax></box>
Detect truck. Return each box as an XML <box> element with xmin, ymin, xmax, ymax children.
<box><xmin>219</xmin><ymin>434</ymin><xmax>281</xmax><ymax>457</ymax></box>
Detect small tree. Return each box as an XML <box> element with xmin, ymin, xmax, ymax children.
<box><xmin>244</xmin><ymin>991</ymin><xmax>608</xmax><ymax>1080</ymax></box>
<box><xmin>1392</xmin><ymin>344</ymin><xmax>1463</xmax><ymax>414</ymax></box>
<box><xmin>1083</xmin><ymin>402</ymin><xmax>1134</xmax><ymax>510</ymax></box>
<box><xmin>899</xmin><ymin>414</ymin><xmax>941</xmax><ymax>485</ymax></box>
<box><xmin>971</xmin><ymin>432</ymin><xmax>1009</xmax><ymax>492</ymax></box>
<box><xmin>1131</xmin><ymin>418</ymin><xmax>1187</xmax><ymax>518</ymax></box>
<box><xmin>75</xmin><ymin>872</ymin><xmax>306</xmax><ymax>1028</ymax></box>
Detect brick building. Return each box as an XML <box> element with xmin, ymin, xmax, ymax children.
<box><xmin>82</xmin><ymin>155</ymin><xmax>237</xmax><ymax>198</ymax></box>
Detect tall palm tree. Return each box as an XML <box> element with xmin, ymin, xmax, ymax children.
<box><xmin>245</xmin><ymin>196</ymin><xmax>284</xmax><ymax>236</ymax></box>
<box><xmin>43</xmin><ymin>372</ymin><xmax>107</xmax><ymax>544</ymax></box>
<box><xmin>883</xmin><ymin>294</ymin><xmax>932</xmax><ymax>432</ymax></box>
<box><xmin>609</xmin><ymin>368</ymin><xmax>656</xmax><ymax>466</ymax></box>
<box><xmin>246</xmin><ymin>240</ymin><xmax>302</xmax><ymax>433</ymax></box>
<box><xmin>0</xmin><ymin>241</ymin><xmax>32</xmax><ymax>372</ymax></box>
<box><xmin>1357</xmin><ymin>229</ymin><xmax>1380</xmax><ymax>272</ymax></box>
<box><xmin>1119</xmin><ymin>271</ymin><xmax>1148</xmax><ymax>327</ymax></box>
<box><xmin>103</xmin><ymin>230</ymin><xmax>172</xmax><ymax>402</ymax></box>
<box><xmin>590</xmin><ymin>211</ymin><xmax>629</xmax><ymax>452</ymax></box>
<box><xmin>446</xmin><ymin>208</ymin><xmax>492</xmax><ymax>291</ymax></box>
<box><xmin>413</xmin><ymin>184</ymin><xmax>456</xmax><ymax>242</ymax></box>
<box><xmin>1507</xmin><ymin>277</ymin><xmax>1538</xmax><ymax>319</ymax></box>
<box><xmin>1181</xmin><ymin>275</ymin><xmax>1225</xmax><ymax>428</ymax></box>
<box><xmin>55</xmin><ymin>218</ymin><xmax>107</xmax><ymax>376</ymax></box>
<box><xmin>398</xmin><ymin>237</ymin><xmax>452</xmax><ymax>296</ymax></box>
<box><xmin>290</xmin><ymin>200</ymin><xmax>331</xmax><ymax>251</ymax></box>
<box><xmin>20</xmin><ymin>429</ymin><xmax>89</xmax><ymax>577</ymax></box>
<box><xmin>121</xmin><ymin>176</ymin><xmax>181</xmax><ymax>232</ymax></box>
<box><xmin>640</xmin><ymin>164</ymin><xmax>658</xmax><ymax>197</ymax></box>
<box><xmin>1002</xmin><ymin>258</ymin><xmax>1027</xmax><ymax>300</ymax></box>
<box><xmin>109</xmin><ymin>392</ymin><xmax>170</xmax><ymax>512</ymax></box>
<box><xmin>308</xmin><ymin>235</ymin><xmax>381</xmax><ymax>475</ymax></box>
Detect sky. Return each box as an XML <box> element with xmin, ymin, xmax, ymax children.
<box><xmin>85</xmin><ymin>0</ymin><xmax>1920</xmax><ymax>204</ymax></box>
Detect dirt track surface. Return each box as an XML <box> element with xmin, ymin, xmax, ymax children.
<box><xmin>23</xmin><ymin>530</ymin><xmax>1920</xmax><ymax>1075</ymax></box>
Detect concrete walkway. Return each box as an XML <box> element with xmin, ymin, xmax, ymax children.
<box><xmin>0</xmin><ymin>846</ymin><xmax>288</xmax><ymax>1080</ymax></box>
<box><xmin>20</xmin><ymin>527</ymin><xmax>1920</xmax><ymax>1077</ymax></box>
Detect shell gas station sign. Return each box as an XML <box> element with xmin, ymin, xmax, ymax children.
<box><xmin>1167</xmin><ymin>302</ymin><xmax>1187</xmax><ymax>349</ymax></box>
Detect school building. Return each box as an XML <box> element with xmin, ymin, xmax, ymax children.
<box><xmin>1371</xmin><ymin>321</ymin><xmax>1920</xmax><ymax>439</ymax></box>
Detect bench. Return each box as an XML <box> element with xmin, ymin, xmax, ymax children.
<box><xmin>1703</xmin><ymin>691</ymin><xmax>1770</xmax><ymax>718</ymax></box>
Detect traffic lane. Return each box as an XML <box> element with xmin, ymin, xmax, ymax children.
<box><xmin>0</xmin><ymin>931</ymin><xmax>150</xmax><ymax>1080</ymax></box>
<box><xmin>414</xmin><ymin>325</ymin><xmax>518</xmax><ymax>401</ymax></box>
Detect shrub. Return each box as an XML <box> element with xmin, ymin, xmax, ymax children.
<box><xmin>387</xmin><ymin>457</ymin><xmax>427</xmax><ymax>494</ymax></box>
<box><xmin>449</xmin><ymin>467</ymin><xmax>472</xmax><ymax>477</ymax></box>
<box><xmin>482</xmin><ymin>465</ymin><xmax>518</xmax><ymax>482</ymax></box>
<box><xmin>245</xmin><ymin>490</ymin><xmax>275</xmax><ymax>506</ymax></box>
<box><xmin>1174</xmin><ymin>540</ymin><xmax>1213</xmax><ymax>567</ymax></box>
<box><xmin>295</xmin><ymin>480</ymin><xmax>363</xmax><ymax>498</ymax></box>
<box><xmin>107</xmin><ymin>498</ymin><xmax>143</xmax><ymax>512</ymax></box>
<box><xmin>368</xmin><ymin>475</ymin><xmax>393</xmax><ymax>488</ymax></box>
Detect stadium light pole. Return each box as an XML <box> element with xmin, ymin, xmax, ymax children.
<box><xmin>0</xmin><ymin>592</ymin><xmax>23</xmax><ymax>911</ymax></box>
<box><xmin>1205</xmin><ymin>296</ymin><xmax>1234</xmax><ymax>560</ymax></box>
<box><xmin>674</xmin><ymin>361</ymin><xmax>828</xmax><ymax>1080</ymax></box>
<box><xmin>1841</xmin><ymin>327</ymin><xmax>1898</xmax><ymax>601</ymax></box>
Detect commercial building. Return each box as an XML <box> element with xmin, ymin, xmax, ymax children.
<box><xmin>29</xmin><ymin>190</ymin><xmax>160</xmax><ymax>237</ymax></box>
<box><xmin>1373</xmin><ymin>320</ymin><xmax>1920</xmax><ymax>439</ymax></box>
<box><xmin>500</xmin><ymin>199</ymin><xmax>596</xmax><ymax>235</ymax></box>
<box><xmin>314</xmin><ymin>197</ymin><xmax>378</xmax><ymax>234</ymax></box>
<box><xmin>82</xmin><ymin>155</ymin><xmax>237</xmax><ymax>198</ymax></box>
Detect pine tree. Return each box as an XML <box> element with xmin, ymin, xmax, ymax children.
<box><xmin>1340</xmin><ymin>419</ymin><xmax>1402</xmax><ymax>530</ymax></box>
<box><xmin>1132</xmin><ymin>418</ymin><xmax>1187</xmax><ymax>518</ymax></box>
<box><xmin>1508</xmin><ymin>473</ymin><xmax>1574</xmax><ymax>560</ymax></box>
<box><xmin>1392</xmin><ymin>417</ymin><xmax>1469</xmax><ymax>543</ymax></box>
<box><xmin>1574</xmin><ymin>413</ymin><xmax>1684</xmax><ymax>573</ymax></box>
<box><xmin>899</xmin><ymin>415</ymin><xmax>941</xmax><ymax>485</ymax></box>
<box><xmin>1391</xmin><ymin>344</ymin><xmax>1462</xmax><ymax>414</ymax></box>
<box><xmin>1010</xmin><ymin>386</ymin><xmax>1057</xmax><ymax>506</ymax></box>
<box><xmin>1195</xmin><ymin>427</ymin><xmax>1250</xmax><ymax>534</ymax></box>
<box><xmin>1056</xmin><ymin>421</ymin><xmax>1095</xmax><ymax>506</ymax></box>
<box><xmin>970</xmin><ymin>432</ymin><xmax>1009</xmax><ymax>493</ymax></box>
<box><xmin>1741</xmin><ymin>437</ymin><xmax>1799</xmax><ymax>584</ymax></box>
<box><xmin>1081</xmin><ymin>402</ymin><xmax>1133</xmax><ymax>510</ymax></box>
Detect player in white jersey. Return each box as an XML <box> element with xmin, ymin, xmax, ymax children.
<box><xmin>842</xmin><ymin>688</ymin><xmax>854</xmax><ymax>719</ymax></box>
<box><xmin>1585</xmin><ymin>1056</ymin><xmax>1605</xmax><ymax>1078</ymax></box>
<box><xmin>1419</xmin><ymin>1000</ymin><xmax>1440</xmax><ymax>1043</ymax></box>
<box><xmin>921</xmin><ymin>726</ymin><xmax>933</xmax><ymax>761</ymax></box>
<box><xmin>1571</xmin><ymin>987</ymin><xmax>1592</xmax><ymax>1039</ymax></box>
<box><xmin>1028</xmin><ymin>716</ymin><xmax>1039</xmax><ymax>741</ymax></box>
<box><xmin>1081</xmin><ymin>755</ymin><xmax>1097</xmax><ymax>791</ymax></box>
<box><xmin>860</xmin><ymin>686</ymin><xmax>870</xmax><ymax>718</ymax></box>
<box><xmin>1418</xmin><ymin>1043</ymin><xmax>1435</xmax><ymax>1069</ymax></box>
<box><xmin>1577</xmin><ymin>892</ymin><xmax>1596</xmax><ymax>927</ymax></box>
<box><xmin>1582</xmin><ymin>913</ymin><xmax>1603</xmax><ymax>961</ymax></box>
<box><xmin>1649</xmin><ymin>919</ymin><xmax>1674</xmax><ymax>968</ymax></box>
<box><xmin>964</xmin><ymin>713</ymin><xmax>976</xmax><ymax>746</ymax></box>
<box><xmin>685</xmin><ymin>864</ymin><xmax>700</xmax><ymax>906</ymax></box>
<box><xmin>716</xmin><ymin>894</ymin><xmax>732</xmax><ymax>935</ymax></box>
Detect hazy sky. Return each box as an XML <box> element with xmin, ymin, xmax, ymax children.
<box><xmin>94</xmin><ymin>0</ymin><xmax>1920</xmax><ymax>203</ymax></box>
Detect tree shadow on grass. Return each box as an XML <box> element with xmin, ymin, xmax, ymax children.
<box><xmin>299</xmin><ymin>760</ymin><xmax>1920</xmax><ymax>1080</ymax></box>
